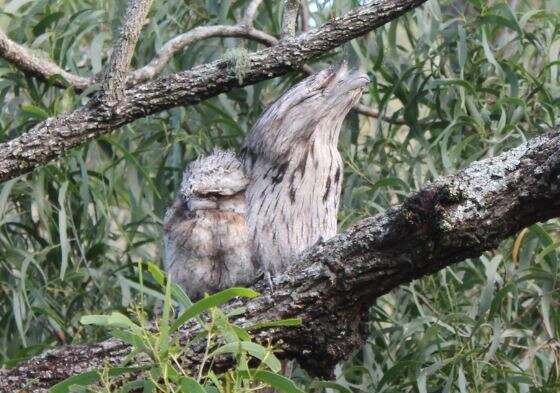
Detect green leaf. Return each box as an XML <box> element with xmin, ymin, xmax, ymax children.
<box><xmin>158</xmin><ymin>273</ymin><xmax>173</xmax><ymax>355</ymax></box>
<box><xmin>89</xmin><ymin>32</ymin><xmax>107</xmax><ymax>74</ymax></box>
<box><xmin>212</xmin><ymin>341</ymin><xmax>281</xmax><ymax>372</ymax></box>
<box><xmin>248</xmin><ymin>318</ymin><xmax>302</xmax><ymax>331</ymax></box>
<box><xmin>245</xmin><ymin>370</ymin><xmax>304</xmax><ymax>393</ymax></box>
<box><xmin>106</xmin><ymin>138</ymin><xmax>162</xmax><ymax>199</ymax></box>
<box><xmin>231</xmin><ymin>325</ymin><xmax>251</xmax><ymax>341</ymax></box>
<box><xmin>179</xmin><ymin>377</ymin><xmax>206</xmax><ymax>393</ymax></box>
<box><xmin>48</xmin><ymin>370</ymin><xmax>100</xmax><ymax>393</ymax></box>
<box><xmin>206</xmin><ymin>371</ymin><xmax>223</xmax><ymax>393</ymax></box>
<box><xmin>80</xmin><ymin>312</ymin><xmax>141</xmax><ymax>333</ymax></box>
<box><xmin>21</xmin><ymin>104</ymin><xmax>49</xmax><ymax>120</ymax></box>
<box><xmin>457</xmin><ymin>365</ymin><xmax>468</xmax><ymax>393</ymax></box>
<box><xmin>457</xmin><ymin>24</ymin><xmax>467</xmax><ymax>72</ymax></box>
<box><xmin>147</xmin><ymin>262</ymin><xmax>193</xmax><ymax>307</ymax></box>
<box><xmin>49</xmin><ymin>366</ymin><xmax>148</xmax><ymax>392</ymax></box>
<box><xmin>481</xmin><ymin>28</ymin><xmax>503</xmax><ymax>75</ymax></box>
<box><xmin>111</xmin><ymin>329</ymin><xmax>146</xmax><ymax>349</ymax></box>
<box><xmin>172</xmin><ymin>288</ymin><xmax>259</xmax><ymax>331</ymax></box>
<box><xmin>33</xmin><ymin>11</ymin><xmax>64</xmax><ymax>36</ymax></box>
<box><xmin>147</xmin><ymin>262</ymin><xmax>165</xmax><ymax>285</ymax></box>
<box><xmin>121</xmin><ymin>380</ymin><xmax>155</xmax><ymax>393</ymax></box>
<box><xmin>0</xmin><ymin>179</ymin><xmax>16</xmax><ymax>222</ymax></box>
<box><xmin>310</xmin><ymin>381</ymin><xmax>352</xmax><ymax>393</ymax></box>
<box><xmin>213</xmin><ymin>307</ymin><xmax>240</xmax><ymax>343</ymax></box>
<box><xmin>58</xmin><ymin>181</ymin><xmax>69</xmax><ymax>280</ymax></box>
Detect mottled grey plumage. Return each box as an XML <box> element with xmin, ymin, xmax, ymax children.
<box><xmin>163</xmin><ymin>149</ymin><xmax>257</xmax><ymax>300</ymax></box>
<box><xmin>243</xmin><ymin>63</ymin><xmax>368</xmax><ymax>276</ymax></box>
<box><xmin>164</xmin><ymin>64</ymin><xmax>368</xmax><ymax>297</ymax></box>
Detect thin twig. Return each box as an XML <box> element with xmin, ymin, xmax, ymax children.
<box><xmin>353</xmin><ymin>103</ymin><xmax>407</xmax><ymax>125</ymax></box>
<box><xmin>130</xmin><ymin>26</ymin><xmax>276</xmax><ymax>83</ymax></box>
<box><xmin>243</xmin><ymin>0</ymin><xmax>265</xmax><ymax>26</ymax></box>
<box><xmin>301</xmin><ymin>0</ymin><xmax>310</xmax><ymax>32</ymax></box>
<box><xmin>101</xmin><ymin>0</ymin><xmax>154</xmax><ymax>105</ymax></box>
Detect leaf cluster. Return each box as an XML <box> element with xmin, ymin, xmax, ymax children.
<box><xmin>51</xmin><ymin>263</ymin><xmax>302</xmax><ymax>393</ymax></box>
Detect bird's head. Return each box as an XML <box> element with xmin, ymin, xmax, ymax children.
<box><xmin>179</xmin><ymin>149</ymin><xmax>248</xmax><ymax>210</ymax></box>
<box><xmin>244</xmin><ymin>62</ymin><xmax>369</xmax><ymax>162</ymax></box>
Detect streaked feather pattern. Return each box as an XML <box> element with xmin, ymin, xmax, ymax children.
<box><xmin>164</xmin><ymin>64</ymin><xmax>368</xmax><ymax>297</ymax></box>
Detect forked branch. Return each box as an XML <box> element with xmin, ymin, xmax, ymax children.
<box><xmin>0</xmin><ymin>0</ymin><xmax>427</xmax><ymax>183</ymax></box>
<box><xmin>0</xmin><ymin>0</ymin><xmax>270</xmax><ymax>89</ymax></box>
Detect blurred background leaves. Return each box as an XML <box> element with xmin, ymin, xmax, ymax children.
<box><xmin>0</xmin><ymin>0</ymin><xmax>559</xmax><ymax>391</ymax></box>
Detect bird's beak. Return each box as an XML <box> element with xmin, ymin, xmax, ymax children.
<box><xmin>325</xmin><ymin>62</ymin><xmax>370</xmax><ymax>99</ymax></box>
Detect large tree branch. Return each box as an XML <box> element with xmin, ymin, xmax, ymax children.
<box><xmin>0</xmin><ymin>0</ymin><xmax>426</xmax><ymax>183</ymax></box>
<box><xmin>2</xmin><ymin>131</ymin><xmax>558</xmax><ymax>392</ymax></box>
<box><xmin>0</xmin><ymin>26</ymin><xmax>387</xmax><ymax>121</ymax></box>
<box><xmin>0</xmin><ymin>0</ymin><xmax>399</xmax><ymax>123</ymax></box>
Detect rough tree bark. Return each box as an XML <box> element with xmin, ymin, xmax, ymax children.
<box><xmin>100</xmin><ymin>0</ymin><xmax>154</xmax><ymax>105</ymax></box>
<box><xmin>0</xmin><ymin>0</ymin><xmax>275</xmax><ymax>89</ymax></box>
<box><xmin>1</xmin><ymin>130</ymin><xmax>559</xmax><ymax>392</ymax></box>
<box><xmin>0</xmin><ymin>0</ymin><xmax>425</xmax><ymax>183</ymax></box>
<box><xmin>0</xmin><ymin>29</ymin><xmax>91</xmax><ymax>89</ymax></box>
<box><xmin>281</xmin><ymin>0</ymin><xmax>302</xmax><ymax>38</ymax></box>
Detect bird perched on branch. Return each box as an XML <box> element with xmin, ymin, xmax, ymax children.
<box><xmin>164</xmin><ymin>62</ymin><xmax>368</xmax><ymax>297</ymax></box>
<box><xmin>163</xmin><ymin>150</ymin><xmax>257</xmax><ymax>300</ymax></box>
<box><xmin>243</xmin><ymin>62</ymin><xmax>369</xmax><ymax>278</ymax></box>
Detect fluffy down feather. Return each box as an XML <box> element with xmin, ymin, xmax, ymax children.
<box><xmin>163</xmin><ymin>149</ymin><xmax>257</xmax><ymax>300</ymax></box>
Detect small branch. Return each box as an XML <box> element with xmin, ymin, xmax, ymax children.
<box><xmin>0</xmin><ymin>29</ymin><xmax>91</xmax><ymax>90</ymax></box>
<box><xmin>243</xmin><ymin>0</ymin><xmax>265</xmax><ymax>26</ymax></box>
<box><xmin>130</xmin><ymin>26</ymin><xmax>276</xmax><ymax>84</ymax></box>
<box><xmin>281</xmin><ymin>0</ymin><xmax>301</xmax><ymax>38</ymax></box>
<box><xmin>122</xmin><ymin>0</ymin><xmax>271</xmax><ymax>84</ymax></box>
<box><xmin>353</xmin><ymin>103</ymin><xmax>407</xmax><ymax>124</ymax></box>
<box><xmin>2</xmin><ymin>131</ymin><xmax>559</xmax><ymax>391</ymax></box>
<box><xmin>101</xmin><ymin>0</ymin><xmax>153</xmax><ymax>105</ymax></box>
<box><xmin>300</xmin><ymin>0</ymin><xmax>310</xmax><ymax>32</ymax></box>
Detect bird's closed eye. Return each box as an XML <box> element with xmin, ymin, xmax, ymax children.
<box><xmin>202</xmin><ymin>192</ymin><xmax>223</xmax><ymax>199</ymax></box>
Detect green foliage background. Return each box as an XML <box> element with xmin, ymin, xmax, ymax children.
<box><xmin>1</xmin><ymin>0</ymin><xmax>560</xmax><ymax>391</ymax></box>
